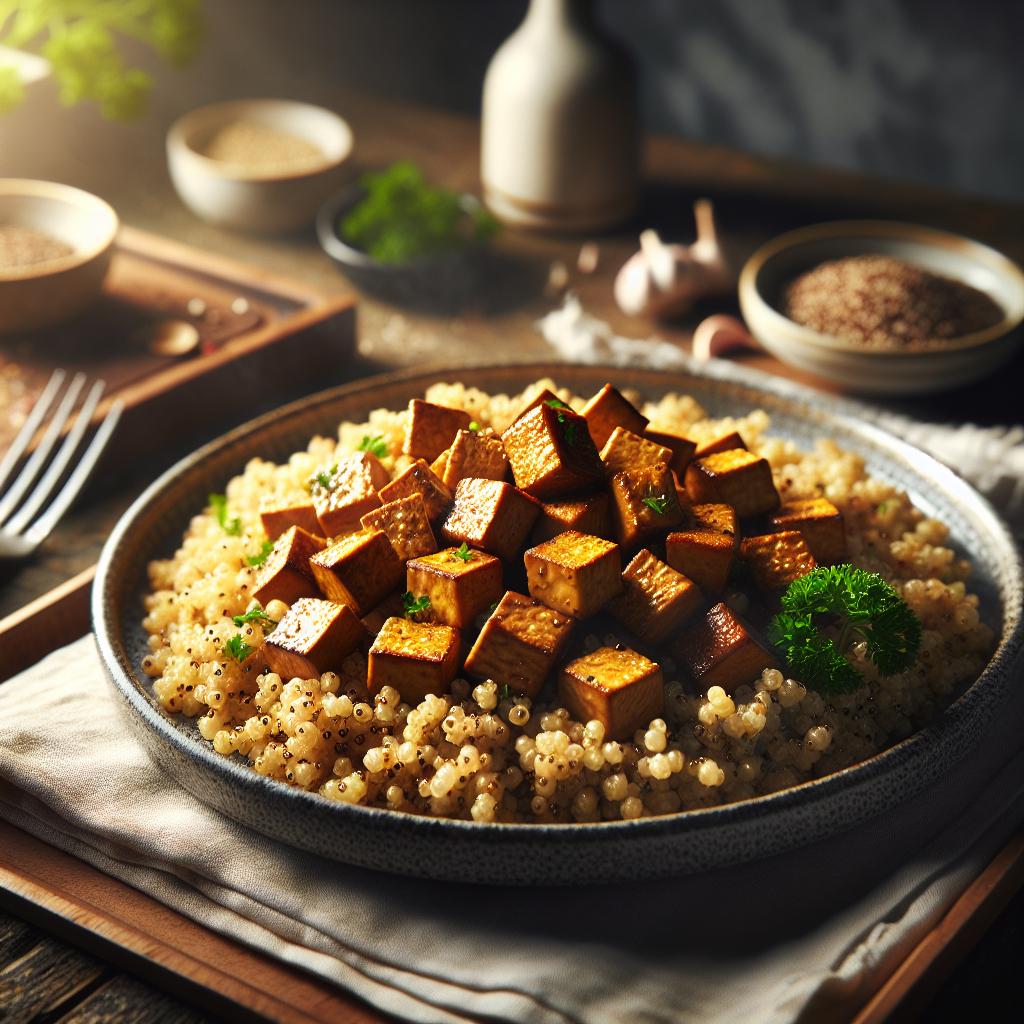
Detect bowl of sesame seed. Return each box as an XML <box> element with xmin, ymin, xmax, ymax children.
<box><xmin>738</xmin><ymin>221</ymin><xmax>1024</xmax><ymax>395</ymax></box>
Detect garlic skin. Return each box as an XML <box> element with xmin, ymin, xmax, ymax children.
<box><xmin>614</xmin><ymin>199</ymin><xmax>731</xmax><ymax>319</ymax></box>
<box><xmin>691</xmin><ymin>314</ymin><xmax>761</xmax><ymax>361</ymax></box>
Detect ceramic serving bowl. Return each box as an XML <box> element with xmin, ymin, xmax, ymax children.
<box><xmin>0</xmin><ymin>179</ymin><xmax>118</xmax><ymax>334</ymax></box>
<box><xmin>167</xmin><ymin>99</ymin><xmax>354</xmax><ymax>233</ymax></box>
<box><xmin>93</xmin><ymin>363</ymin><xmax>1022</xmax><ymax>886</ymax></box>
<box><xmin>738</xmin><ymin>221</ymin><xmax>1024</xmax><ymax>395</ymax></box>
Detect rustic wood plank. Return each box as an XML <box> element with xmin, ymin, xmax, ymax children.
<box><xmin>0</xmin><ymin>913</ymin><xmax>37</xmax><ymax>966</ymax></box>
<box><xmin>58</xmin><ymin>975</ymin><xmax>211</xmax><ymax>1024</ymax></box>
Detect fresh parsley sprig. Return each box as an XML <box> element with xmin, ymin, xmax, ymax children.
<box><xmin>453</xmin><ymin>542</ymin><xmax>474</xmax><ymax>563</ymax></box>
<box><xmin>768</xmin><ymin>565</ymin><xmax>921</xmax><ymax>694</ymax></box>
<box><xmin>358</xmin><ymin>435</ymin><xmax>389</xmax><ymax>458</ymax></box>
<box><xmin>402</xmin><ymin>591</ymin><xmax>431</xmax><ymax>619</ymax></box>
<box><xmin>208</xmin><ymin>493</ymin><xmax>241</xmax><ymax>536</ymax></box>
<box><xmin>245</xmin><ymin>540</ymin><xmax>275</xmax><ymax>567</ymax></box>
<box><xmin>232</xmin><ymin>608</ymin><xmax>277</xmax><ymax>630</ymax></box>
<box><xmin>225</xmin><ymin>634</ymin><xmax>255</xmax><ymax>662</ymax></box>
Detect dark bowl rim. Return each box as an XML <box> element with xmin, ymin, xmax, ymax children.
<box><xmin>93</xmin><ymin>359</ymin><xmax>1024</xmax><ymax>842</ymax></box>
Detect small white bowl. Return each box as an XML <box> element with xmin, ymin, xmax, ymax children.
<box><xmin>0</xmin><ymin>179</ymin><xmax>118</xmax><ymax>334</ymax></box>
<box><xmin>738</xmin><ymin>221</ymin><xmax>1024</xmax><ymax>395</ymax></box>
<box><xmin>167</xmin><ymin>99</ymin><xmax>354</xmax><ymax>233</ymax></box>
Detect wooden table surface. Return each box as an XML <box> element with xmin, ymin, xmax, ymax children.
<box><xmin>1</xmin><ymin>89</ymin><xmax>1022</xmax><ymax>1021</ymax></box>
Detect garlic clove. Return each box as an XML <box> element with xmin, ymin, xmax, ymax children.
<box><xmin>691</xmin><ymin>314</ymin><xmax>761</xmax><ymax>361</ymax></box>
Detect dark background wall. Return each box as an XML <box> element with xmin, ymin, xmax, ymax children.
<box><xmin>3</xmin><ymin>0</ymin><xmax>1021</xmax><ymax>203</ymax></box>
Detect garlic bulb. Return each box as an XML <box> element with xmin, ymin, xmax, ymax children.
<box><xmin>614</xmin><ymin>199</ymin><xmax>731</xmax><ymax>319</ymax></box>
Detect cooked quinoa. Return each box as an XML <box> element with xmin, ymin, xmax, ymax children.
<box><xmin>141</xmin><ymin>380</ymin><xmax>994</xmax><ymax>823</ymax></box>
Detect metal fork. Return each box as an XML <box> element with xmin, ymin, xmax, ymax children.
<box><xmin>0</xmin><ymin>370</ymin><xmax>122</xmax><ymax>559</ymax></box>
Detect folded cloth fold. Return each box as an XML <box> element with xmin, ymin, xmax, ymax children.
<box><xmin>1</xmin><ymin>636</ymin><xmax>1022</xmax><ymax>1024</ymax></box>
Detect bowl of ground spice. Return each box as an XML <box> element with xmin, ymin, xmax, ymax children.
<box><xmin>167</xmin><ymin>99</ymin><xmax>354</xmax><ymax>233</ymax></box>
<box><xmin>0</xmin><ymin>179</ymin><xmax>118</xmax><ymax>334</ymax></box>
<box><xmin>739</xmin><ymin>221</ymin><xmax>1024</xmax><ymax>395</ymax></box>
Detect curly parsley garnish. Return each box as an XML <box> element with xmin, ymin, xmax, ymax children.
<box><xmin>453</xmin><ymin>542</ymin><xmax>474</xmax><ymax>563</ymax></box>
<box><xmin>208</xmin><ymin>493</ymin><xmax>241</xmax><ymax>536</ymax></box>
<box><xmin>642</xmin><ymin>495</ymin><xmax>670</xmax><ymax>515</ymax></box>
<box><xmin>225</xmin><ymin>634</ymin><xmax>255</xmax><ymax>662</ymax></box>
<box><xmin>768</xmin><ymin>565</ymin><xmax>921</xmax><ymax>694</ymax></box>
<box><xmin>232</xmin><ymin>608</ymin><xmax>277</xmax><ymax>630</ymax></box>
<box><xmin>358</xmin><ymin>435</ymin><xmax>389</xmax><ymax>458</ymax></box>
<box><xmin>245</xmin><ymin>540</ymin><xmax>275</xmax><ymax>567</ymax></box>
<box><xmin>402</xmin><ymin>591</ymin><xmax>431</xmax><ymax>618</ymax></box>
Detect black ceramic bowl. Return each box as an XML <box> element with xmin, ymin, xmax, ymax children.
<box><xmin>93</xmin><ymin>363</ymin><xmax>1023</xmax><ymax>886</ymax></box>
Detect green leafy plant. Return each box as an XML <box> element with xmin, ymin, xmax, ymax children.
<box><xmin>768</xmin><ymin>565</ymin><xmax>921</xmax><ymax>694</ymax></box>
<box><xmin>0</xmin><ymin>1</ymin><xmax>203</xmax><ymax>119</ymax></box>
<box><xmin>402</xmin><ymin>591</ymin><xmax>430</xmax><ymax>619</ymax></box>
<box><xmin>232</xmin><ymin>608</ymin><xmax>277</xmax><ymax>629</ymax></box>
<box><xmin>358</xmin><ymin>435</ymin><xmax>389</xmax><ymax>458</ymax></box>
<box><xmin>208</xmin><ymin>492</ymin><xmax>241</xmax><ymax>536</ymax></box>
<box><xmin>453</xmin><ymin>542</ymin><xmax>474</xmax><ymax>563</ymax></box>
<box><xmin>340</xmin><ymin>161</ymin><xmax>498</xmax><ymax>264</ymax></box>
<box><xmin>224</xmin><ymin>633</ymin><xmax>255</xmax><ymax>662</ymax></box>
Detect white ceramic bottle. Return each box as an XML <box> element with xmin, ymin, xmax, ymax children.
<box><xmin>481</xmin><ymin>0</ymin><xmax>638</xmax><ymax>232</ymax></box>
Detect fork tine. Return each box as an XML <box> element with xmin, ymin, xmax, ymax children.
<box><xmin>0</xmin><ymin>372</ymin><xmax>85</xmax><ymax>525</ymax></box>
<box><xmin>4</xmin><ymin>379</ymin><xmax>106</xmax><ymax>535</ymax></box>
<box><xmin>0</xmin><ymin>369</ymin><xmax>65</xmax><ymax>494</ymax></box>
<box><xmin>24</xmin><ymin>399</ymin><xmax>123</xmax><ymax>547</ymax></box>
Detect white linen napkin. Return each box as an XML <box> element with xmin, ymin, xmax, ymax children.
<box><xmin>0</xmin><ymin>631</ymin><xmax>1021</xmax><ymax>1024</ymax></box>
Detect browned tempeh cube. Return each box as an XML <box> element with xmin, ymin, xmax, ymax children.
<box><xmin>406</xmin><ymin>547</ymin><xmax>504</xmax><ymax>628</ymax></box>
<box><xmin>607</xmin><ymin>549</ymin><xmax>704</xmax><ymax>644</ymax></box>
<box><xmin>368</xmin><ymin>617</ymin><xmax>460</xmax><ymax>702</ymax></box>
<box><xmin>440</xmin><ymin>478</ymin><xmax>540</xmax><ymax>561</ymax></box>
<box><xmin>676</xmin><ymin>602</ymin><xmax>777</xmax><ymax>693</ymax></box>
<box><xmin>263</xmin><ymin>598</ymin><xmax>367</xmax><ymax>681</ymax></box>
<box><xmin>600</xmin><ymin>427</ymin><xmax>673</xmax><ymax>477</ymax></box>
<box><xmin>464</xmin><ymin>591</ymin><xmax>574</xmax><ymax>697</ymax></box>
<box><xmin>740</xmin><ymin>530</ymin><xmax>817</xmax><ymax>592</ymax></box>
<box><xmin>430</xmin><ymin>448</ymin><xmax>451</xmax><ymax>478</ymax></box>
<box><xmin>360</xmin><ymin>590</ymin><xmax>406</xmax><ymax>636</ymax></box>
<box><xmin>684</xmin><ymin>449</ymin><xmax>780</xmax><ymax>519</ymax></box>
<box><xmin>695</xmin><ymin>431</ymin><xmax>747</xmax><ymax>458</ymax></box>
<box><xmin>666</xmin><ymin>503</ymin><xmax>740</xmax><ymax>595</ymax></box>
<box><xmin>558</xmin><ymin>647</ymin><xmax>663</xmax><ymax>740</ymax></box>
<box><xmin>645</xmin><ymin>427</ymin><xmax>697</xmax><ymax>476</ymax></box>
<box><xmin>524</xmin><ymin>529</ymin><xmax>622</xmax><ymax>618</ymax></box>
<box><xmin>531</xmin><ymin>492</ymin><xmax>613</xmax><ymax>543</ymax></box>
<box><xmin>440</xmin><ymin>429</ymin><xmax>508</xmax><ymax>489</ymax></box>
<box><xmin>311</xmin><ymin>452</ymin><xmax>390</xmax><ymax>537</ymax></box>
<box><xmin>252</xmin><ymin>525</ymin><xmax>326</xmax><ymax>607</ymax></box>
<box><xmin>580</xmin><ymin>384</ymin><xmax>649</xmax><ymax>450</ymax></box>
<box><xmin>501</xmin><ymin>403</ymin><xmax>605</xmax><ymax>499</ymax></box>
<box><xmin>403</xmin><ymin>399</ymin><xmax>473</xmax><ymax>461</ymax></box>
<box><xmin>609</xmin><ymin>462</ymin><xmax>686</xmax><ymax>549</ymax></box>
<box><xmin>360</xmin><ymin>493</ymin><xmax>438</xmax><ymax>562</ymax></box>
<box><xmin>378</xmin><ymin>459</ymin><xmax>453</xmax><ymax>523</ymax></box>
<box><xmin>770</xmin><ymin>498</ymin><xmax>846</xmax><ymax>565</ymax></box>
<box><xmin>309</xmin><ymin>529</ymin><xmax>404</xmax><ymax>615</ymax></box>
<box><xmin>259</xmin><ymin>495</ymin><xmax>321</xmax><ymax>541</ymax></box>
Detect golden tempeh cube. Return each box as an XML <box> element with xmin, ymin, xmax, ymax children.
<box><xmin>406</xmin><ymin>547</ymin><xmax>504</xmax><ymax>628</ymax></box>
<box><xmin>600</xmin><ymin>427</ymin><xmax>673</xmax><ymax>477</ymax></box>
<box><xmin>378</xmin><ymin>459</ymin><xmax>453</xmax><ymax>523</ymax></box>
<box><xmin>252</xmin><ymin>525</ymin><xmax>325</xmax><ymax>607</ymax></box>
<box><xmin>607</xmin><ymin>549</ymin><xmax>704</xmax><ymax>644</ymax></box>
<box><xmin>309</xmin><ymin>529</ymin><xmax>404</xmax><ymax>615</ymax></box>
<box><xmin>311</xmin><ymin>452</ymin><xmax>390</xmax><ymax>537</ymax></box>
<box><xmin>368</xmin><ymin>617</ymin><xmax>460</xmax><ymax>702</ymax></box>
<box><xmin>740</xmin><ymin>530</ymin><xmax>817</xmax><ymax>592</ymax></box>
<box><xmin>645</xmin><ymin>427</ymin><xmax>697</xmax><ymax>476</ymax></box>
<box><xmin>440</xmin><ymin>429</ymin><xmax>508</xmax><ymax>489</ymax></box>
<box><xmin>676</xmin><ymin>602</ymin><xmax>777</xmax><ymax>693</ymax></box>
<box><xmin>609</xmin><ymin>462</ymin><xmax>685</xmax><ymax>549</ymax></box>
<box><xmin>464</xmin><ymin>591</ymin><xmax>574</xmax><ymax>697</ymax></box>
<box><xmin>513</xmin><ymin>386</ymin><xmax>564</xmax><ymax>423</ymax></box>
<box><xmin>558</xmin><ymin>646</ymin><xmax>663</xmax><ymax>740</ymax></box>
<box><xmin>259</xmin><ymin>495</ymin><xmax>321</xmax><ymax>541</ymax></box>
<box><xmin>695</xmin><ymin>430</ymin><xmax>747</xmax><ymax>458</ymax></box>
<box><xmin>666</xmin><ymin>503</ymin><xmax>740</xmax><ymax>595</ymax></box>
<box><xmin>524</xmin><ymin>529</ymin><xmax>622</xmax><ymax>618</ymax></box>
<box><xmin>440</xmin><ymin>478</ymin><xmax>539</xmax><ymax>561</ymax></box>
<box><xmin>430</xmin><ymin>448</ymin><xmax>451</xmax><ymax>478</ymax></box>
<box><xmin>531</xmin><ymin>492</ymin><xmax>612</xmax><ymax>543</ymax></box>
<box><xmin>360</xmin><ymin>493</ymin><xmax>438</xmax><ymax>562</ymax></box>
<box><xmin>263</xmin><ymin>598</ymin><xmax>367</xmax><ymax>681</ymax></box>
<box><xmin>684</xmin><ymin>449</ymin><xmax>780</xmax><ymax>519</ymax></box>
<box><xmin>580</xmin><ymin>384</ymin><xmax>649</xmax><ymax>450</ymax></box>
<box><xmin>770</xmin><ymin>498</ymin><xmax>846</xmax><ymax>565</ymax></box>
<box><xmin>501</xmin><ymin>403</ymin><xmax>605</xmax><ymax>500</ymax></box>
<box><xmin>403</xmin><ymin>399</ymin><xmax>473</xmax><ymax>462</ymax></box>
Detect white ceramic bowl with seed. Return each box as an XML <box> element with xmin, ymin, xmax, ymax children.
<box><xmin>738</xmin><ymin>221</ymin><xmax>1024</xmax><ymax>395</ymax></box>
<box><xmin>167</xmin><ymin>98</ymin><xmax>355</xmax><ymax>233</ymax></box>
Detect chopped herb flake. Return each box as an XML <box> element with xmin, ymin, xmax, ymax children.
<box><xmin>642</xmin><ymin>495</ymin><xmax>670</xmax><ymax>515</ymax></box>
<box><xmin>225</xmin><ymin>634</ymin><xmax>255</xmax><ymax>661</ymax></box>
<box><xmin>499</xmin><ymin>683</ymin><xmax>513</xmax><ymax>701</ymax></box>
<box><xmin>453</xmin><ymin>542</ymin><xmax>474</xmax><ymax>563</ymax></box>
<box><xmin>359</xmin><ymin>435</ymin><xmax>389</xmax><ymax>458</ymax></box>
<box><xmin>245</xmin><ymin>540</ymin><xmax>275</xmax><ymax>567</ymax></box>
<box><xmin>209</xmin><ymin>493</ymin><xmax>241</xmax><ymax>536</ymax></box>
<box><xmin>402</xmin><ymin>591</ymin><xmax>431</xmax><ymax>618</ymax></box>
<box><xmin>232</xmin><ymin>608</ymin><xmax>278</xmax><ymax>629</ymax></box>
<box><xmin>544</xmin><ymin>398</ymin><xmax>569</xmax><ymax>409</ymax></box>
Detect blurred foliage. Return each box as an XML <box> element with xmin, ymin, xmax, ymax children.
<box><xmin>0</xmin><ymin>0</ymin><xmax>202</xmax><ymax>119</ymax></box>
<box><xmin>341</xmin><ymin>161</ymin><xmax>499</xmax><ymax>265</ymax></box>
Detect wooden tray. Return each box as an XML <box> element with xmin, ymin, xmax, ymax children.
<box><xmin>0</xmin><ymin>574</ymin><xmax>1021</xmax><ymax>1023</ymax></box>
